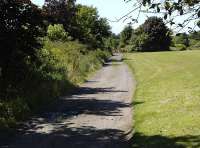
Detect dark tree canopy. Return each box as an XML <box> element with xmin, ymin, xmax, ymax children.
<box><xmin>43</xmin><ymin>0</ymin><xmax>76</xmax><ymax>35</ymax></box>
<box><xmin>0</xmin><ymin>0</ymin><xmax>43</xmax><ymax>98</ymax></box>
<box><xmin>141</xmin><ymin>17</ymin><xmax>172</xmax><ymax>51</ymax></box>
<box><xmin>132</xmin><ymin>17</ymin><xmax>172</xmax><ymax>52</ymax></box>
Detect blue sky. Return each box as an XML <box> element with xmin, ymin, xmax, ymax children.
<box><xmin>31</xmin><ymin>0</ymin><xmax>199</xmax><ymax>34</ymax></box>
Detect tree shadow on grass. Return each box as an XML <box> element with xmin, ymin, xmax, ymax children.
<box><xmin>130</xmin><ymin>132</ymin><xmax>200</xmax><ymax>148</ymax></box>
<box><xmin>131</xmin><ymin>101</ymin><xmax>144</xmax><ymax>106</ymax></box>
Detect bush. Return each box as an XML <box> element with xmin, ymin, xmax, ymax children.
<box><xmin>132</xmin><ymin>32</ymin><xmax>149</xmax><ymax>52</ymax></box>
<box><xmin>120</xmin><ymin>45</ymin><xmax>135</xmax><ymax>52</ymax></box>
<box><xmin>170</xmin><ymin>44</ymin><xmax>187</xmax><ymax>51</ymax></box>
<box><xmin>129</xmin><ymin>17</ymin><xmax>172</xmax><ymax>52</ymax></box>
<box><xmin>173</xmin><ymin>33</ymin><xmax>189</xmax><ymax>47</ymax></box>
<box><xmin>188</xmin><ymin>39</ymin><xmax>200</xmax><ymax>50</ymax></box>
<box><xmin>0</xmin><ymin>38</ymin><xmax>110</xmax><ymax>131</ymax></box>
<box><xmin>47</xmin><ymin>24</ymin><xmax>69</xmax><ymax>41</ymax></box>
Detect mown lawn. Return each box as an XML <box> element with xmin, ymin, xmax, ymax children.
<box><xmin>124</xmin><ymin>50</ymin><xmax>200</xmax><ymax>148</ymax></box>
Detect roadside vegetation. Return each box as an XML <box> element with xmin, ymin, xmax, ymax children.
<box><xmin>0</xmin><ymin>0</ymin><xmax>115</xmax><ymax>134</ymax></box>
<box><xmin>125</xmin><ymin>51</ymin><xmax>200</xmax><ymax>147</ymax></box>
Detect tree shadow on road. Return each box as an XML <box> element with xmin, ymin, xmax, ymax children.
<box><xmin>72</xmin><ymin>86</ymin><xmax>128</xmax><ymax>95</ymax></box>
<box><xmin>0</xmin><ymin>86</ymin><xmax>132</xmax><ymax>148</ymax></box>
<box><xmin>1</xmin><ymin>125</ymin><xmax>132</xmax><ymax>148</ymax></box>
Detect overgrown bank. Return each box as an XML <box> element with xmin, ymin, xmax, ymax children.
<box><xmin>0</xmin><ymin>38</ymin><xmax>110</xmax><ymax>134</ymax></box>
<box><xmin>0</xmin><ymin>0</ymin><xmax>112</xmax><ymax>134</ymax></box>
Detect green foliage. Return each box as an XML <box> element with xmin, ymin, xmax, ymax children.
<box><xmin>0</xmin><ymin>0</ymin><xmax>43</xmax><ymax>100</ymax></box>
<box><xmin>0</xmin><ymin>0</ymin><xmax>112</xmax><ymax>134</ymax></box>
<box><xmin>119</xmin><ymin>25</ymin><xmax>133</xmax><ymax>48</ymax></box>
<box><xmin>128</xmin><ymin>17</ymin><xmax>172</xmax><ymax>52</ymax></box>
<box><xmin>47</xmin><ymin>24</ymin><xmax>69</xmax><ymax>41</ymax></box>
<box><xmin>189</xmin><ymin>31</ymin><xmax>200</xmax><ymax>40</ymax></box>
<box><xmin>131</xmin><ymin>31</ymin><xmax>149</xmax><ymax>52</ymax></box>
<box><xmin>173</xmin><ymin>33</ymin><xmax>190</xmax><ymax>47</ymax></box>
<box><xmin>43</xmin><ymin>0</ymin><xmax>76</xmax><ymax>34</ymax></box>
<box><xmin>171</xmin><ymin>44</ymin><xmax>187</xmax><ymax>51</ymax></box>
<box><xmin>187</xmin><ymin>31</ymin><xmax>200</xmax><ymax>50</ymax></box>
<box><xmin>129</xmin><ymin>0</ymin><xmax>200</xmax><ymax>23</ymax></box>
<box><xmin>0</xmin><ymin>39</ymin><xmax>110</xmax><ymax>131</ymax></box>
<box><xmin>104</xmin><ymin>34</ymin><xmax>120</xmax><ymax>51</ymax></box>
<box><xmin>74</xmin><ymin>4</ymin><xmax>111</xmax><ymax>48</ymax></box>
<box><xmin>141</xmin><ymin>17</ymin><xmax>172</xmax><ymax>51</ymax></box>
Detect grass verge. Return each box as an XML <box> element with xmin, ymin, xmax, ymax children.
<box><xmin>124</xmin><ymin>50</ymin><xmax>200</xmax><ymax>148</ymax></box>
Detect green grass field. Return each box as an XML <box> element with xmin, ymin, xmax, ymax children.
<box><xmin>124</xmin><ymin>50</ymin><xmax>200</xmax><ymax>148</ymax></box>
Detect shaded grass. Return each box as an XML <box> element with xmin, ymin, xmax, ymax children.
<box><xmin>124</xmin><ymin>50</ymin><xmax>200</xmax><ymax>147</ymax></box>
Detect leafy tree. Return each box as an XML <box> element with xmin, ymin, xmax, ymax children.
<box><xmin>47</xmin><ymin>24</ymin><xmax>69</xmax><ymax>41</ymax></box>
<box><xmin>189</xmin><ymin>31</ymin><xmax>200</xmax><ymax>40</ymax></box>
<box><xmin>119</xmin><ymin>25</ymin><xmax>133</xmax><ymax>48</ymax></box>
<box><xmin>130</xmin><ymin>28</ymin><xmax>149</xmax><ymax>51</ymax></box>
<box><xmin>0</xmin><ymin>0</ymin><xmax>43</xmax><ymax>99</ymax></box>
<box><xmin>43</xmin><ymin>0</ymin><xmax>76</xmax><ymax>35</ymax></box>
<box><xmin>74</xmin><ymin>4</ymin><xmax>111</xmax><ymax>48</ymax></box>
<box><xmin>122</xmin><ymin>0</ymin><xmax>200</xmax><ymax>31</ymax></box>
<box><xmin>187</xmin><ymin>31</ymin><xmax>200</xmax><ymax>49</ymax></box>
<box><xmin>136</xmin><ymin>17</ymin><xmax>172</xmax><ymax>51</ymax></box>
<box><xmin>174</xmin><ymin>33</ymin><xmax>190</xmax><ymax>47</ymax></box>
<box><xmin>104</xmin><ymin>34</ymin><xmax>120</xmax><ymax>51</ymax></box>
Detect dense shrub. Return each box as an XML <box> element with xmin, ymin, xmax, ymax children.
<box><xmin>47</xmin><ymin>24</ymin><xmax>69</xmax><ymax>41</ymax></box>
<box><xmin>173</xmin><ymin>33</ymin><xmax>190</xmax><ymax>47</ymax></box>
<box><xmin>188</xmin><ymin>39</ymin><xmax>200</xmax><ymax>50</ymax></box>
<box><xmin>119</xmin><ymin>25</ymin><xmax>133</xmax><ymax>48</ymax></box>
<box><xmin>170</xmin><ymin>44</ymin><xmax>187</xmax><ymax>51</ymax></box>
<box><xmin>131</xmin><ymin>31</ymin><xmax>149</xmax><ymax>52</ymax></box>
<box><xmin>0</xmin><ymin>39</ymin><xmax>110</xmax><ymax>131</ymax></box>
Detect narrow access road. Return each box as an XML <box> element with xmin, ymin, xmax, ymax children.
<box><xmin>1</xmin><ymin>53</ymin><xmax>135</xmax><ymax>148</ymax></box>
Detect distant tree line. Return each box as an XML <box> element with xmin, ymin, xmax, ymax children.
<box><xmin>118</xmin><ymin>16</ymin><xmax>200</xmax><ymax>52</ymax></box>
<box><xmin>119</xmin><ymin>17</ymin><xmax>172</xmax><ymax>52</ymax></box>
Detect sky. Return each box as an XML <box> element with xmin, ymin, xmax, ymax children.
<box><xmin>31</xmin><ymin>0</ymin><xmax>199</xmax><ymax>34</ymax></box>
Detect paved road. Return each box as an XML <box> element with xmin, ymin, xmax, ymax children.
<box><xmin>1</xmin><ymin>53</ymin><xmax>135</xmax><ymax>148</ymax></box>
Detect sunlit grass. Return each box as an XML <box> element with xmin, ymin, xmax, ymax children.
<box><xmin>125</xmin><ymin>50</ymin><xmax>200</xmax><ymax>148</ymax></box>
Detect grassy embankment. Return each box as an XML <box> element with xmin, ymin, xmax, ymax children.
<box><xmin>125</xmin><ymin>50</ymin><xmax>200</xmax><ymax>148</ymax></box>
<box><xmin>0</xmin><ymin>40</ymin><xmax>110</xmax><ymax>134</ymax></box>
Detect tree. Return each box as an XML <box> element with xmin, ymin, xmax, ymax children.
<box><xmin>174</xmin><ymin>33</ymin><xmax>190</xmax><ymax>47</ymax></box>
<box><xmin>132</xmin><ymin>17</ymin><xmax>172</xmax><ymax>52</ymax></box>
<box><xmin>119</xmin><ymin>25</ymin><xmax>133</xmax><ymax>48</ymax></box>
<box><xmin>43</xmin><ymin>0</ymin><xmax>76</xmax><ymax>35</ymax></box>
<box><xmin>119</xmin><ymin>0</ymin><xmax>200</xmax><ymax>32</ymax></box>
<box><xmin>189</xmin><ymin>31</ymin><xmax>200</xmax><ymax>40</ymax></box>
<box><xmin>104</xmin><ymin>34</ymin><xmax>120</xmax><ymax>51</ymax></box>
<box><xmin>0</xmin><ymin>0</ymin><xmax>43</xmax><ymax>99</ymax></box>
<box><xmin>47</xmin><ymin>24</ymin><xmax>69</xmax><ymax>41</ymax></box>
<box><xmin>74</xmin><ymin>4</ymin><xmax>111</xmax><ymax>49</ymax></box>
